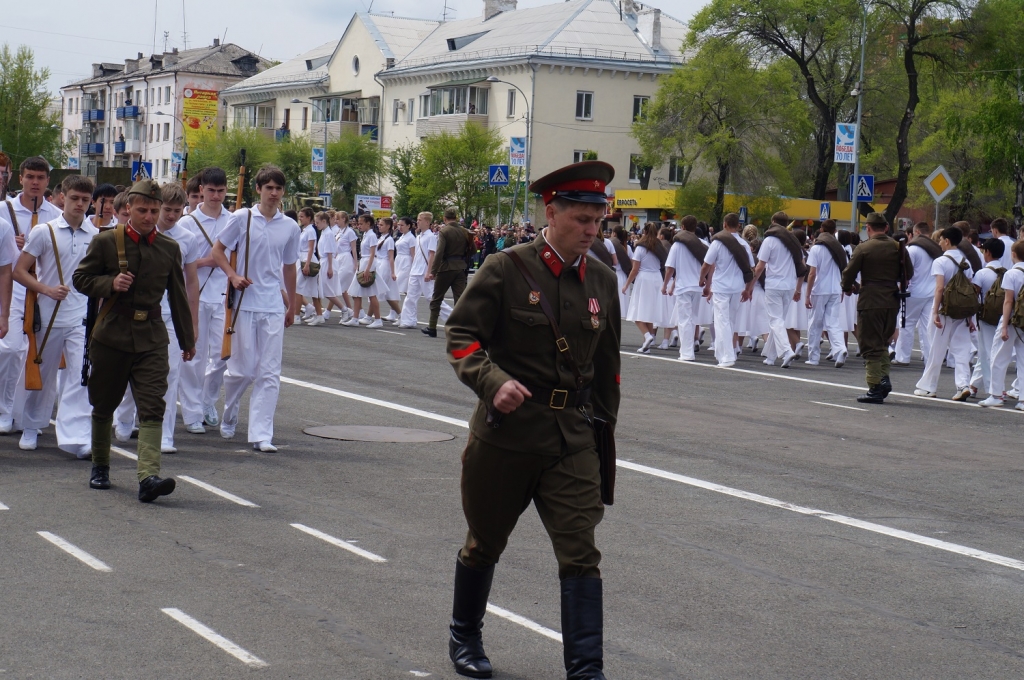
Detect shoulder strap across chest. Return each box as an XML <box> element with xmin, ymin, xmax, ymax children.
<box><xmin>188</xmin><ymin>212</ymin><xmax>214</xmax><ymax>248</ymax></box>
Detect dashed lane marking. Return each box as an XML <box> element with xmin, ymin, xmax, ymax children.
<box><xmin>486</xmin><ymin>604</ymin><xmax>562</xmax><ymax>642</ymax></box>
<box><xmin>111</xmin><ymin>445</ymin><xmax>138</xmax><ymax>461</ymax></box>
<box><xmin>37</xmin><ymin>531</ymin><xmax>112</xmax><ymax>572</ymax></box>
<box><xmin>161</xmin><ymin>608</ymin><xmax>268</xmax><ymax>667</ymax></box>
<box><xmin>0</xmin><ymin>500</ymin><xmax>8</xmax><ymax>510</ymax></box>
<box><xmin>282</xmin><ymin>375</ymin><xmax>1024</xmax><ymax>573</ymax></box>
<box><xmin>290</xmin><ymin>523</ymin><xmax>387</xmax><ymax>563</ymax></box>
<box><xmin>810</xmin><ymin>401</ymin><xmax>869</xmax><ymax>412</ymax></box>
<box><xmin>178</xmin><ymin>476</ymin><xmax>259</xmax><ymax>508</ymax></box>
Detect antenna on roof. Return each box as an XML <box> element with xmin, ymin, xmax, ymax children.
<box><xmin>223</xmin><ymin>28</ymin><xmax>228</xmax><ymax>44</ymax></box>
<box><xmin>442</xmin><ymin>0</ymin><xmax>450</xmax><ymax>21</ymax></box>
<box><xmin>181</xmin><ymin>0</ymin><xmax>188</xmax><ymax>49</ymax></box>
<box><xmin>152</xmin><ymin>0</ymin><xmax>158</xmax><ymax>55</ymax></box>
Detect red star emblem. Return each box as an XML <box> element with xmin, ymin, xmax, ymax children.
<box><xmin>594</xmin><ymin>181</ymin><xmax>601</xmax><ymax>188</ymax></box>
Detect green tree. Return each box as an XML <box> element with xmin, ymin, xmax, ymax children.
<box><xmin>187</xmin><ymin>126</ymin><xmax>276</xmax><ymax>205</ymax></box>
<box><xmin>274</xmin><ymin>135</ymin><xmax>317</xmax><ymax>198</ymax></box>
<box><xmin>0</xmin><ymin>44</ymin><xmax>61</xmax><ymax>167</ymax></box>
<box><xmin>388</xmin><ymin>143</ymin><xmax>423</xmax><ymax>217</ymax></box>
<box><xmin>406</xmin><ymin>122</ymin><xmax>504</xmax><ymax>220</ymax></box>
<box><xmin>324</xmin><ymin>131</ymin><xmax>384</xmax><ymax>212</ymax></box>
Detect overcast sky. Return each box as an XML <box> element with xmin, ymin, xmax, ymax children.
<box><xmin>3</xmin><ymin>0</ymin><xmax>702</xmax><ymax>96</ymax></box>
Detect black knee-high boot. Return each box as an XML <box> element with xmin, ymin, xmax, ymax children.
<box><xmin>449</xmin><ymin>558</ymin><xmax>494</xmax><ymax>678</ymax></box>
<box><xmin>561</xmin><ymin>577</ymin><xmax>605</xmax><ymax>680</ymax></box>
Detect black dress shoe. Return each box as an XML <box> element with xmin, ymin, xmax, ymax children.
<box><xmin>89</xmin><ymin>465</ymin><xmax>111</xmax><ymax>490</ymax></box>
<box><xmin>138</xmin><ymin>475</ymin><xmax>176</xmax><ymax>503</ymax></box>
<box><xmin>422</xmin><ymin>328</ymin><xmax>437</xmax><ymax>338</ymax></box>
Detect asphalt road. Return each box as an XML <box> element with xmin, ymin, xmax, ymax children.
<box><xmin>2</xmin><ymin>299</ymin><xmax>1023</xmax><ymax>679</ymax></box>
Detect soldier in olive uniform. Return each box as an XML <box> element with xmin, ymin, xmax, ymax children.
<box><xmin>423</xmin><ymin>207</ymin><xmax>472</xmax><ymax>337</ymax></box>
<box><xmin>841</xmin><ymin>212</ymin><xmax>912</xmax><ymax>404</ymax></box>
<box><xmin>444</xmin><ymin>162</ymin><xmax>621</xmax><ymax>679</ymax></box>
<box><xmin>73</xmin><ymin>180</ymin><xmax>196</xmax><ymax>502</ymax></box>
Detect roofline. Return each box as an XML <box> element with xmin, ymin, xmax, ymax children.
<box><xmin>383</xmin><ymin>45</ymin><xmax>682</xmax><ymax>77</ymax></box>
<box><xmin>221</xmin><ymin>75</ymin><xmax>330</xmax><ymax>97</ymax></box>
<box><xmin>359</xmin><ymin>12</ymin><xmax>396</xmax><ymax>61</ymax></box>
<box><xmin>61</xmin><ymin>68</ymin><xmax>261</xmax><ymax>91</ymax></box>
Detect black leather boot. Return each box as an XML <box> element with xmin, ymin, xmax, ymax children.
<box><xmin>89</xmin><ymin>465</ymin><xmax>111</xmax><ymax>490</ymax></box>
<box><xmin>449</xmin><ymin>558</ymin><xmax>494</xmax><ymax>678</ymax></box>
<box><xmin>561</xmin><ymin>577</ymin><xmax>605</xmax><ymax>680</ymax></box>
<box><xmin>878</xmin><ymin>375</ymin><xmax>893</xmax><ymax>398</ymax></box>
<box><xmin>857</xmin><ymin>384</ymin><xmax>886</xmax><ymax>404</ymax></box>
<box><xmin>138</xmin><ymin>475</ymin><xmax>176</xmax><ymax>503</ymax></box>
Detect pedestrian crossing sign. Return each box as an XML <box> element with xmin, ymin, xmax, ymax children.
<box><xmin>848</xmin><ymin>175</ymin><xmax>874</xmax><ymax>202</ymax></box>
<box><xmin>489</xmin><ymin>165</ymin><xmax>510</xmax><ymax>186</ymax></box>
<box><xmin>820</xmin><ymin>202</ymin><xmax>830</xmax><ymax>220</ymax></box>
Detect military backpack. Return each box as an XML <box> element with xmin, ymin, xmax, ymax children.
<box><xmin>1011</xmin><ymin>276</ymin><xmax>1024</xmax><ymax>329</ymax></box>
<box><xmin>939</xmin><ymin>255</ymin><xmax>980</xmax><ymax>320</ymax></box>
<box><xmin>979</xmin><ymin>267</ymin><xmax>1007</xmax><ymax>326</ymax></box>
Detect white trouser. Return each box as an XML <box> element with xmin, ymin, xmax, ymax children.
<box><xmin>179</xmin><ymin>300</ymin><xmax>226</xmax><ymax>424</ymax></box>
<box><xmin>711</xmin><ymin>292</ymin><xmax>741</xmax><ymax>365</ymax></box>
<box><xmin>400</xmin><ymin>275</ymin><xmax>452</xmax><ymax>327</ymax></box>
<box><xmin>807</xmin><ymin>293</ymin><xmax>847</xmax><ymax>362</ymax></box>
<box><xmin>0</xmin><ymin>297</ymin><xmax>27</xmax><ymax>419</ymax></box>
<box><xmin>673</xmin><ymin>291</ymin><xmax>701</xmax><ymax>360</ymax></box>
<box><xmin>916</xmin><ymin>315</ymin><xmax>971</xmax><ymax>393</ymax></box>
<box><xmin>222</xmin><ymin>310</ymin><xmax>284</xmax><ymax>443</ymax></box>
<box><xmin>112</xmin><ymin>316</ymin><xmax>182</xmax><ymax>446</ymax></box>
<box><xmin>895</xmin><ymin>297</ymin><xmax>932</xmax><ymax>364</ymax></box>
<box><xmin>762</xmin><ymin>289</ymin><xmax>793</xmax><ymax>362</ymax></box>
<box><xmin>970</xmin><ymin>321</ymin><xmax>997</xmax><ymax>394</ymax></box>
<box><xmin>989</xmin><ymin>324</ymin><xmax>1024</xmax><ymax>397</ymax></box>
<box><xmin>13</xmin><ymin>325</ymin><xmax>91</xmax><ymax>450</ymax></box>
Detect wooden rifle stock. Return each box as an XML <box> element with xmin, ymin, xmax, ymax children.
<box><xmin>221</xmin><ymin>250</ymin><xmax>238</xmax><ymax>360</ymax></box>
<box><xmin>23</xmin><ymin>198</ymin><xmax>42</xmax><ymax>390</ymax></box>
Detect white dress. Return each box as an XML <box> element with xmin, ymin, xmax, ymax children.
<box><xmin>395</xmin><ymin>231</ymin><xmax>415</xmax><ymax>295</ymax></box>
<box><xmin>840</xmin><ymin>245</ymin><xmax>858</xmax><ymax>331</ymax></box>
<box><xmin>317</xmin><ymin>225</ymin><xmax>344</xmax><ymax>298</ymax></box>
<box><xmin>296</xmin><ymin>224</ymin><xmax>321</xmax><ymax>298</ymax></box>
<box><xmin>335</xmin><ymin>226</ymin><xmax>358</xmax><ymax>293</ymax></box>
<box><xmin>625</xmin><ymin>245</ymin><xmax>669</xmax><ymax>326</ymax></box>
<box><xmin>347</xmin><ymin>231</ymin><xmax>388</xmax><ymax>299</ymax></box>
<box><xmin>375</xmin><ymin>233</ymin><xmax>401</xmax><ymax>301</ymax></box>
<box><xmin>738</xmin><ymin>283</ymin><xmax>770</xmax><ymax>337</ymax></box>
<box><xmin>615</xmin><ymin>243</ymin><xmax>632</xmax><ymax>318</ymax></box>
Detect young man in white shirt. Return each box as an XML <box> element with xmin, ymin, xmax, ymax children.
<box><xmin>700</xmin><ymin>213</ymin><xmax>754</xmax><ymax>368</ymax></box>
<box><xmin>804</xmin><ymin>219</ymin><xmax>849</xmax><ymax>367</ymax></box>
<box><xmin>11</xmin><ymin>175</ymin><xmax>98</xmax><ymax>455</ymax></box>
<box><xmin>914</xmin><ymin>227</ymin><xmax>975</xmax><ymax>400</ymax></box>
<box><xmin>87</xmin><ymin>184</ymin><xmax>118</xmax><ymax>231</ymax></box>
<box><xmin>662</xmin><ymin>215</ymin><xmax>704</xmax><ymax>361</ymax></box>
<box><xmin>971</xmin><ymin>239</ymin><xmax>1006</xmax><ymax>402</ymax></box>
<box><xmin>184</xmin><ymin>174</ymin><xmax>202</xmax><ymax>215</ymax></box>
<box><xmin>893</xmin><ymin>222</ymin><xmax>940</xmax><ymax>366</ymax></box>
<box><xmin>990</xmin><ymin>218</ymin><xmax>1016</xmax><ymax>270</ymax></box>
<box><xmin>177</xmin><ymin>167</ymin><xmax>232</xmax><ymax>432</ymax></box>
<box><xmin>0</xmin><ymin>156</ymin><xmax>62</xmax><ymax>433</ymax></box>
<box><xmin>752</xmin><ymin>212</ymin><xmax>801</xmax><ymax>368</ymax></box>
<box><xmin>399</xmin><ymin>211</ymin><xmax>453</xmax><ymax>329</ymax></box>
<box><xmin>212</xmin><ymin>165</ymin><xmax>299</xmax><ymax>452</ymax></box>
<box><xmin>982</xmin><ymin>240</ymin><xmax>1024</xmax><ymax>409</ymax></box>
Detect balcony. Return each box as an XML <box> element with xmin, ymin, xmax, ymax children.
<box><xmin>82</xmin><ymin>109</ymin><xmax>105</xmax><ymax>123</ymax></box>
<box><xmin>308</xmin><ymin>121</ymin><xmax>362</xmax><ymax>142</ymax></box>
<box><xmin>415</xmin><ymin>114</ymin><xmax>488</xmax><ymax>139</ymax></box>
<box><xmin>113</xmin><ymin>140</ymin><xmax>141</xmax><ymax>154</ymax></box>
<box><xmin>80</xmin><ymin>143</ymin><xmax>104</xmax><ymax>156</ymax></box>
<box><xmin>116</xmin><ymin>106</ymin><xmax>141</xmax><ymax>119</ymax></box>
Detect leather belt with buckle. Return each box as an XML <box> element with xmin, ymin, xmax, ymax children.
<box><xmin>113</xmin><ymin>303</ymin><xmax>161</xmax><ymax>322</ymax></box>
<box><xmin>525</xmin><ymin>385</ymin><xmax>591</xmax><ymax>410</ymax></box>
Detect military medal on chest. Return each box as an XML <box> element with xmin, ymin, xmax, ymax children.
<box><xmin>528</xmin><ymin>290</ymin><xmax>541</xmax><ymax>305</ymax></box>
<box><xmin>589</xmin><ymin>298</ymin><xmax>600</xmax><ymax>328</ymax></box>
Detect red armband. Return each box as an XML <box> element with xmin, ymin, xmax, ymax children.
<box><xmin>451</xmin><ymin>341</ymin><xmax>482</xmax><ymax>360</ymax></box>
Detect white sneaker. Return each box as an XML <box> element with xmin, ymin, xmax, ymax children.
<box><xmin>763</xmin><ymin>358</ymin><xmax>775</xmax><ymax>366</ymax></box>
<box><xmin>19</xmin><ymin>429</ymin><xmax>38</xmax><ymax>450</ymax></box>
<box><xmin>951</xmin><ymin>386</ymin><xmax>971</xmax><ymax>402</ymax></box>
<box><xmin>74</xmin><ymin>444</ymin><xmax>92</xmax><ymax>460</ymax></box>
<box><xmin>794</xmin><ymin>341</ymin><xmax>805</xmax><ymax>357</ymax></box>
<box><xmin>305</xmin><ymin>315</ymin><xmax>325</xmax><ymax>326</ymax></box>
<box><xmin>367</xmin><ymin>319</ymin><xmax>384</xmax><ymax>329</ymax></box>
<box><xmin>640</xmin><ymin>333</ymin><xmax>656</xmax><ymax>353</ymax></box>
<box><xmin>978</xmin><ymin>396</ymin><xmax>1004</xmax><ymax>408</ymax></box>
<box><xmin>391</xmin><ymin>318</ymin><xmax>401</xmax><ymax>326</ymax></box>
<box><xmin>161</xmin><ymin>442</ymin><xmax>177</xmax><ymax>454</ymax></box>
<box><xmin>805</xmin><ymin>359</ymin><xmax>819</xmax><ymax>366</ymax></box>
<box><xmin>834</xmin><ymin>350</ymin><xmax>848</xmax><ymax>368</ymax></box>
<box><xmin>1015</xmin><ymin>402</ymin><xmax>1024</xmax><ymax>411</ymax></box>
<box><xmin>718</xmin><ymin>361</ymin><xmax>736</xmax><ymax>368</ymax></box>
<box><xmin>678</xmin><ymin>355</ymin><xmax>695</xmax><ymax>362</ymax></box>
<box><xmin>358</xmin><ymin>316</ymin><xmax>373</xmax><ymax>325</ymax></box>
<box><xmin>341</xmin><ymin>309</ymin><xmax>353</xmax><ymax>322</ymax></box>
<box><xmin>398</xmin><ymin>323</ymin><xmax>417</xmax><ymax>329</ymax></box>
<box><xmin>658</xmin><ymin>339</ymin><xmax>670</xmax><ymax>350</ymax></box>
<box><xmin>0</xmin><ymin>414</ymin><xmax>13</xmax><ymax>434</ymax></box>
<box><xmin>323</xmin><ymin>309</ymin><xmax>331</xmax><ymax>320</ymax></box>
<box><xmin>203</xmin><ymin>406</ymin><xmax>220</xmax><ymax>427</ymax></box>
<box><xmin>293</xmin><ymin>315</ymin><xmax>302</xmax><ymax>324</ymax></box>
<box><xmin>669</xmin><ymin>332</ymin><xmax>679</xmax><ymax>348</ymax></box>
<box><xmin>341</xmin><ymin>318</ymin><xmax>361</xmax><ymax>327</ymax></box>
<box><xmin>114</xmin><ymin>422</ymin><xmax>133</xmax><ymax>442</ymax></box>
<box><xmin>254</xmin><ymin>440</ymin><xmax>278</xmax><ymax>453</ymax></box>
<box><xmin>636</xmin><ymin>346</ymin><xmax>651</xmax><ymax>355</ymax></box>
<box><xmin>186</xmin><ymin>421</ymin><xmax>206</xmax><ymax>434</ymax></box>
<box><xmin>913</xmin><ymin>388</ymin><xmax>937</xmax><ymax>397</ymax></box>
<box><xmin>384</xmin><ymin>311</ymin><xmax>398</xmax><ymax>322</ymax></box>
<box><xmin>220</xmin><ymin>425</ymin><xmax>235</xmax><ymax>439</ymax></box>
<box><xmin>1008</xmin><ymin>388</ymin><xmax>1020</xmax><ymax>399</ymax></box>
<box><xmin>780</xmin><ymin>350</ymin><xmax>797</xmax><ymax>368</ymax></box>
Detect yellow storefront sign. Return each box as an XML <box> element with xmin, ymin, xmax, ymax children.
<box><xmin>611</xmin><ymin>190</ymin><xmax>881</xmax><ymax>221</ymax></box>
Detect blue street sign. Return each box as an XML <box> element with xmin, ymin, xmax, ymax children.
<box><xmin>489</xmin><ymin>165</ymin><xmax>510</xmax><ymax>186</ymax></box>
<box><xmin>820</xmin><ymin>202</ymin><xmax>831</xmax><ymax>220</ymax></box>
<box><xmin>131</xmin><ymin>161</ymin><xmax>153</xmax><ymax>182</ymax></box>
<box><xmin>738</xmin><ymin>206</ymin><xmax>748</xmax><ymax>224</ymax></box>
<box><xmin>849</xmin><ymin>174</ymin><xmax>874</xmax><ymax>202</ymax></box>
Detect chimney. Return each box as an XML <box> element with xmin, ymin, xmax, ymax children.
<box><xmin>163</xmin><ymin>50</ymin><xmax>179</xmax><ymax>66</ymax></box>
<box><xmin>637</xmin><ymin>7</ymin><xmax>662</xmax><ymax>52</ymax></box>
<box><xmin>92</xmin><ymin>63</ymin><xmax>104</xmax><ymax>78</ymax></box>
<box><xmin>138</xmin><ymin>52</ymin><xmax>144</xmax><ymax>59</ymax></box>
<box><xmin>483</xmin><ymin>0</ymin><xmax>516</xmax><ymax>21</ymax></box>
<box><xmin>213</xmin><ymin>38</ymin><xmax>220</xmax><ymax>47</ymax></box>
<box><xmin>124</xmin><ymin>58</ymin><xmax>139</xmax><ymax>73</ymax></box>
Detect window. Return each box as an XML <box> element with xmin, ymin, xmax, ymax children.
<box><xmin>283</xmin><ymin>109</ymin><xmax>290</xmax><ymax>129</ymax></box>
<box><xmin>419</xmin><ymin>94</ymin><xmax>430</xmax><ymax>119</ymax></box>
<box><xmin>408</xmin><ymin>99</ymin><xmax>415</xmax><ymax>124</ymax></box>
<box><xmin>124</xmin><ymin>120</ymin><xmax>140</xmax><ymax>141</ymax></box>
<box><xmin>426</xmin><ymin>86</ymin><xmax>489</xmax><ymax>116</ymax></box>
<box><xmin>506</xmin><ymin>89</ymin><xmax>515</xmax><ymax>118</ymax></box>
<box><xmin>668</xmin><ymin>157</ymin><xmax>684</xmax><ymax>185</ymax></box>
<box><xmin>162</xmin><ymin>159</ymin><xmax>169</xmax><ymax>176</ymax></box>
<box><xmin>162</xmin><ymin>122</ymin><xmax>169</xmax><ymax>141</ymax></box>
<box><xmin>164</xmin><ymin>86</ymin><xmax>171</xmax><ymax>104</ymax></box>
<box><xmin>67</xmin><ymin>98</ymin><xmax>73</xmax><ymax>114</ymax></box>
<box><xmin>74</xmin><ymin>98</ymin><xmax>78</xmax><ymax>113</ymax></box>
<box><xmin>393</xmin><ymin>99</ymin><xmax>401</xmax><ymax>125</ymax></box>
<box><xmin>575</xmin><ymin>91</ymin><xmax>593</xmax><ymax>120</ymax></box>
<box><xmin>255</xmin><ymin>104</ymin><xmax>274</xmax><ymax>128</ymax></box>
<box><xmin>352</xmin><ymin>55</ymin><xmax>360</xmax><ymax>75</ymax></box>
<box><xmin>573</xmin><ymin>150</ymin><xmax>588</xmax><ymax>164</ymax></box>
<box><xmin>234</xmin><ymin>105</ymin><xmax>256</xmax><ymax>128</ymax></box>
<box><xmin>633</xmin><ymin>96</ymin><xmax>649</xmax><ymax>122</ymax></box>
<box><xmin>155</xmin><ymin>125</ymin><xmax>160</xmax><ymax>142</ymax></box>
<box><xmin>628</xmin><ymin>154</ymin><xmax>643</xmax><ymax>183</ymax></box>
<box><xmin>301</xmin><ymin>107</ymin><xmax>308</xmax><ymax>130</ymax></box>
<box><xmin>148</xmin><ymin>124</ymin><xmax>153</xmax><ymax>142</ymax></box>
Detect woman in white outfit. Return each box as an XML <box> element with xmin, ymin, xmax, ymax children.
<box><xmin>838</xmin><ymin>230</ymin><xmax>859</xmax><ymax>335</ymax></box>
<box><xmin>315</xmin><ymin>211</ymin><xmax>347</xmax><ymax>321</ymax></box>
<box><xmin>374</xmin><ymin>217</ymin><xmax>403</xmax><ymax>324</ymax></box>
<box><xmin>738</xmin><ymin>225</ymin><xmax>769</xmax><ymax>352</ymax></box>
<box><xmin>624</xmin><ymin>223</ymin><xmax>669</xmax><ymax>353</ymax></box>
<box><xmin>395</xmin><ymin>217</ymin><xmax>416</xmax><ymax>297</ymax></box>
<box><xmin>296</xmin><ymin>207</ymin><xmax>323</xmax><ymax>323</ymax></box>
<box><xmin>783</xmin><ymin>229</ymin><xmax>810</xmax><ymax>355</ymax></box>
<box><xmin>334</xmin><ymin>212</ymin><xmax>358</xmax><ymax>322</ymax></box>
<box><xmin>611</xmin><ymin>226</ymin><xmax>632</xmax><ymax>318</ymax></box>
<box><xmin>342</xmin><ymin>213</ymin><xmax>385</xmax><ymax>327</ymax></box>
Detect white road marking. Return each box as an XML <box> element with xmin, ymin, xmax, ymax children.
<box><xmin>284</xmin><ymin>377</ymin><xmax>1024</xmax><ymax>572</ymax></box>
<box><xmin>290</xmin><ymin>523</ymin><xmax>387</xmax><ymax>563</ymax></box>
<box><xmin>409</xmin><ymin>672</ymin><xmax>432</xmax><ymax>677</ymax></box>
<box><xmin>0</xmin><ymin>500</ymin><xmax>8</xmax><ymax>510</ymax></box>
<box><xmin>161</xmin><ymin>608</ymin><xmax>268</xmax><ymax>667</ymax></box>
<box><xmin>486</xmin><ymin>604</ymin><xmax>562</xmax><ymax>642</ymax></box>
<box><xmin>624</xmin><ymin>351</ymin><xmax>1024</xmax><ymax>415</ymax></box>
<box><xmin>37</xmin><ymin>531</ymin><xmax>112</xmax><ymax>572</ymax></box>
<box><xmin>810</xmin><ymin>401</ymin><xmax>869</xmax><ymax>412</ymax></box>
<box><xmin>374</xmin><ymin>329</ymin><xmax>405</xmax><ymax>336</ymax></box>
<box><xmin>617</xmin><ymin>460</ymin><xmax>1024</xmax><ymax>572</ymax></box>
<box><xmin>111</xmin><ymin>445</ymin><xmax>138</xmax><ymax>461</ymax></box>
<box><xmin>178</xmin><ymin>476</ymin><xmax>259</xmax><ymax>508</ymax></box>
<box><xmin>281</xmin><ymin>376</ymin><xmax>469</xmax><ymax>427</ymax></box>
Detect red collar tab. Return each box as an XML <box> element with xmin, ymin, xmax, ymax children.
<box><xmin>539</xmin><ymin>245</ymin><xmax>585</xmax><ymax>281</ymax></box>
<box><xmin>125</xmin><ymin>222</ymin><xmax>157</xmax><ymax>245</ymax></box>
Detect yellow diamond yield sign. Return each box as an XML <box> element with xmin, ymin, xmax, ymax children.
<box><xmin>924</xmin><ymin>165</ymin><xmax>955</xmax><ymax>202</ymax></box>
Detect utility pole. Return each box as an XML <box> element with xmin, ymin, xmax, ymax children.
<box><xmin>850</xmin><ymin>2</ymin><xmax>867</xmax><ymax>232</ymax></box>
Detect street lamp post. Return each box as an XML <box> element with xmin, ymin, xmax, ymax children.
<box><xmin>154</xmin><ymin>110</ymin><xmax>189</xmax><ymax>187</ymax></box>
<box><xmin>850</xmin><ymin>3</ymin><xmax>868</xmax><ymax>233</ymax></box>
<box><xmin>486</xmin><ymin>76</ymin><xmax>532</xmax><ymax>224</ymax></box>
<box><xmin>293</xmin><ymin>98</ymin><xmax>329</xmax><ymax>197</ymax></box>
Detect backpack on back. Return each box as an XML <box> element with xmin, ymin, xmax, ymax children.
<box><xmin>939</xmin><ymin>255</ymin><xmax>980</xmax><ymax>320</ymax></box>
<box><xmin>980</xmin><ymin>267</ymin><xmax>1007</xmax><ymax>326</ymax></box>
<box><xmin>1011</xmin><ymin>277</ymin><xmax>1024</xmax><ymax>329</ymax></box>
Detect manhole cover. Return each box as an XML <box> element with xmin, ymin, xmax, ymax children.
<box><xmin>303</xmin><ymin>426</ymin><xmax>455</xmax><ymax>443</ymax></box>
